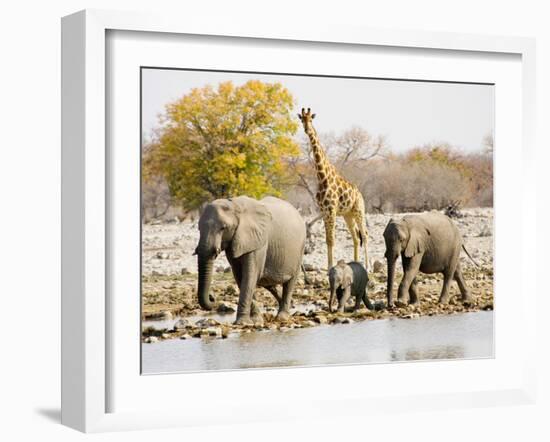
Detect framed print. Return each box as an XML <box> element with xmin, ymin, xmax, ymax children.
<box><xmin>61</xmin><ymin>9</ymin><xmax>537</xmax><ymax>432</ymax></box>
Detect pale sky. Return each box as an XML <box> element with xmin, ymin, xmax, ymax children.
<box><xmin>142</xmin><ymin>68</ymin><xmax>494</xmax><ymax>153</ymax></box>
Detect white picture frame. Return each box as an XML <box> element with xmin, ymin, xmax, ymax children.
<box><xmin>61</xmin><ymin>9</ymin><xmax>537</xmax><ymax>433</ymax></box>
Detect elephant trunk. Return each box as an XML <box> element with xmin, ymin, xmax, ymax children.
<box><xmin>197</xmin><ymin>255</ymin><xmax>215</xmax><ymax>310</ymax></box>
<box><xmin>386</xmin><ymin>257</ymin><xmax>396</xmax><ymax>307</ymax></box>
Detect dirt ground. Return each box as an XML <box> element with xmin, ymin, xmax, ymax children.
<box><xmin>141</xmin><ymin>208</ymin><xmax>493</xmax><ymax>341</ymax></box>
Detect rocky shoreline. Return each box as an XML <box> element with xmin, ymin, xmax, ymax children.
<box><xmin>142</xmin><ymin>265</ymin><xmax>493</xmax><ymax>343</ymax></box>
<box><xmin>142</xmin><ymin>208</ymin><xmax>494</xmax><ymax>343</ymax></box>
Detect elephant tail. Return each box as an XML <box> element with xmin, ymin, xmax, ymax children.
<box><xmin>462</xmin><ymin>244</ymin><xmax>480</xmax><ymax>267</ymax></box>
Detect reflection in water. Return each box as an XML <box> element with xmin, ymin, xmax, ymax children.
<box><xmin>142</xmin><ymin>311</ymin><xmax>493</xmax><ymax>374</ymax></box>
<box><xmin>239</xmin><ymin>359</ymin><xmax>302</xmax><ymax>369</ymax></box>
<box><xmin>390</xmin><ymin>346</ymin><xmax>464</xmax><ymax>361</ymax></box>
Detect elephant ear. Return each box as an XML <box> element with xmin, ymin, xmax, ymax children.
<box><xmin>383</xmin><ymin>219</ymin><xmax>393</xmax><ymax>239</ymax></box>
<box><xmin>230</xmin><ymin>196</ymin><xmax>272</xmax><ymax>258</ymax></box>
<box><xmin>404</xmin><ymin>226</ymin><xmax>427</xmax><ymax>258</ymax></box>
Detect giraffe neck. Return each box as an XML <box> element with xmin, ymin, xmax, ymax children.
<box><xmin>305</xmin><ymin>126</ymin><xmax>333</xmax><ymax>181</ymax></box>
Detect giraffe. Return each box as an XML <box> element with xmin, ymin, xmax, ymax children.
<box><xmin>298</xmin><ymin>107</ymin><xmax>369</xmax><ymax>270</ymax></box>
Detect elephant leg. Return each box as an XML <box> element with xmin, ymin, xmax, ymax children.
<box><xmin>454</xmin><ymin>264</ymin><xmax>472</xmax><ymax>304</ymax></box>
<box><xmin>354</xmin><ymin>292</ymin><xmax>363</xmax><ymax>311</ymax></box>
<box><xmin>333</xmin><ymin>287</ymin><xmax>343</xmax><ymax>312</ymax></box>
<box><xmin>235</xmin><ymin>254</ymin><xmax>258</xmax><ymax>325</ymax></box>
<box><xmin>409</xmin><ymin>277</ymin><xmax>419</xmax><ymax>304</ymax></box>
<box><xmin>397</xmin><ymin>255</ymin><xmax>421</xmax><ymax>307</ymax></box>
<box><xmin>249</xmin><ymin>293</ymin><xmax>265</xmax><ymax>326</ymax></box>
<box><xmin>338</xmin><ymin>286</ymin><xmax>351</xmax><ymax>313</ymax></box>
<box><xmin>344</xmin><ymin>215</ymin><xmax>360</xmax><ymax>263</ymax></box>
<box><xmin>324</xmin><ymin>212</ymin><xmax>336</xmax><ymax>270</ymax></box>
<box><xmin>266</xmin><ymin>286</ymin><xmax>286</xmax><ymax>320</ymax></box>
<box><xmin>277</xmin><ymin>276</ymin><xmax>297</xmax><ymax>321</ymax></box>
<box><xmin>438</xmin><ymin>270</ymin><xmax>455</xmax><ymax>304</ymax></box>
<box><xmin>265</xmin><ymin>286</ymin><xmax>282</xmax><ymax>305</ymax></box>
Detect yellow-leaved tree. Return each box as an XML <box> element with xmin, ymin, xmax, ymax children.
<box><xmin>144</xmin><ymin>80</ymin><xmax>300</xmax><ymax>211</ymax></box>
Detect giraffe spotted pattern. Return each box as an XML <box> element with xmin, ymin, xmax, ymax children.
<box><xmin>298</xmin><ymin>107</ymin><xmax>369</xmax><ymax>269</ymax></box>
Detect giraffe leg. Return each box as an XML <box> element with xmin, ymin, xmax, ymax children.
<box><xmin>324</xmin><ymin>214</ymin><xmax>336</xmax><ymax>270</ymax></box>
<box><xmin>344</xmin><ymin>215</ymin><xmax>360</xmax><ymax>263</ymax></box>
<box><xmin>354</xmin><ymin>205</ymin><xmax>369</xmax><ymax>270</ymax></box>
<box><xmin>359</xmin><ymin>218</ymin><xmax>369</xmax><ymax>270</ymax></box>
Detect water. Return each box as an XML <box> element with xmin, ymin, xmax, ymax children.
<box><xmin>141</xmin><ymin>311</ymin><xmax>493</xmax><ymax>374</ymax></box>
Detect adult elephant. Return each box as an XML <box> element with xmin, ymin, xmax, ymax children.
<box><xmin>383</xmin><ymin>212</ymin><xmax>476</xmax><ymax>308</ymax></box>
<box><xmin>195</xmin><ymin>195</ymin><xmax>306</xmax><ymax>325</ymax></box>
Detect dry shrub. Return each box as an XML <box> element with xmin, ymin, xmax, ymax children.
<box><xmin>361</xmin><ymin>160</ymin><xmax>470</xmax><ymax>213</ymax></box>
<box><xmin>142</xmin><ymin>176</ymin><xmax>172</xmax><ymax>222</ymax></box>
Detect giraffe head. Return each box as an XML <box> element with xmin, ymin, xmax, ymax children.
<box><xmin>297</xmin><ymin>107</ymin><xmax>316</xmax><ymax>133</ymax></box>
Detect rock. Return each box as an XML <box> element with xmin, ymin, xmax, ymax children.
<box><xmin>223</xmin><ymin>266</ymin><xmax>232</xmax><ymax>273</ymax></box>
<box><xmin>224</xmin><ymin>285</ymin><xmax>238</xmax><ymax>296</ymax></box>
<box><xmin>215</xmin><ymin>266</ymin><xmax>225</xmax><ymax>273</ymax></box>
<box><xmin>221</xmin><ymin>326</ymin><xmax>230</xmax><ymax>338</ymax></box>
<box><xmin>217</xmin><ymin>302</ymin><xmax>237</xmax><ymax>313</ymax></box>
<box><xmin>144</xmin><ymin>336</ymin><xmax>158</xmax><ymax>343</ymax></box>
<box><xmin>194</xmin><ymin>318</ymin><xmax>220</xmax><ymax>328</ymax></box>
<box><xmin>372</xmin><ymin>260</ymin><xmax>385</xmax><ymax>273</ymax></box>
<box><xmin>478</xmin><ymin>226</ymin><xmax>492</xmax><ymax>237</ymax></box>
<box><xmin>173</xmin><ymin>318</ymin><xmax>191</xmax><ymax>330</ymax></box>
<box><xmin>313</xmin><ymin>300</ymin><xmax>329</xmax><ymax>309</ymax></box>
<box><xmin>303</xmin><ymin>263</ymin><xmax>316</xmax><ymax>271</ymax></box>
<box><xmin>179</xmin><ymin>334</ymin><xmax>191</xmax><ymax>340</ymax></box>
<box><xmin>181</xmin><ymin>267</ymin><xmax>191</xmax><ymax>275</ymax></box>
<box><xmin>161</xmin><ymin>311</ymin><xmax>173</xmax><ymax>320</ymax></box>
<box><xmin>161</xmin><ymin>333</ymin><xmax>171</xmax><ymax>339</ymax></box>
<box><xmin>304</xmin><ymin>243</ymin><xmax>315</xmax><ymax>255</ymax></box>
<box><xmin>341</xmin><ymin>318</ymin><xmax>354</xmax><ymax>324</ymax></box>
<box><xmin>156</xmin><ymin>251</ymin><xmax>170</xmax><ymax>259</ymax></box>
<box><xmin>204</xmin><ymin>327</ymin><xmax>223</xmax><ymax>338</ymax></box>
<box><xmin>403</xmin><ymin>313</ymin><xmax>420</xmax><ymax>319</ymax></box>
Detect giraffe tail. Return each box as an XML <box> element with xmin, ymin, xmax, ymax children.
<box><xmin>356</xmin><ymin>216</ymin><xmax>369</xmax><ymax>247</ymax></box>
<box><xmin>357</xmin><ymin>228</ymin><xmax>364</xmax><ymax>247</ymax></box>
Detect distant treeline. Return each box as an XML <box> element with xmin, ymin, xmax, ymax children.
<box><xmin>141</xmin><ymin>81</ymin><xmax>492</xmax><ymax>221</ymax></box>
<box><xmin>285</xmin><ymin>130</ymin><xmax>493</xmax><ymax>216</ymax></box>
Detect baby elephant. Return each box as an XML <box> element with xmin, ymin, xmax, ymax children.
<box><xmin>328</xmin><ymin>260</ymin><xmax>373</xmax><ymax>313</ymax></box>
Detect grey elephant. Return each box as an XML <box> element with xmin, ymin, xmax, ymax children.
<box><xmin>383</xmin><ymin>212</ymin><xmax>476</xmax><ymax>308</ymax></box>
<box><xmin>328</xmin><ymin>260</ymin><xmax>373</xmax><ymax>313</ymax></box>
<box><xmin>195</xmin><ymin>195</ymin><xmax>306</xmax><ymax>325</ymax></box>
